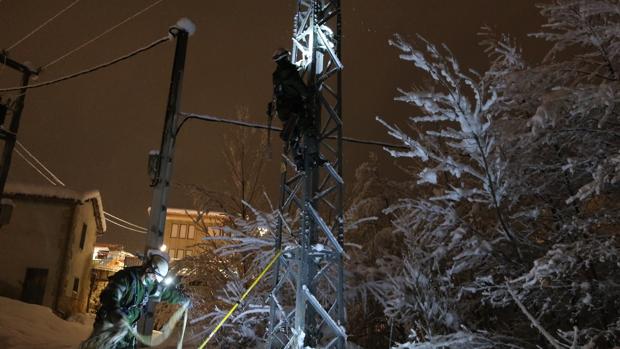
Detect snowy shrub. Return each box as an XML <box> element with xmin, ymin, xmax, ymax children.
<box><xmin>376</xmin><ymin>1</ymin><xmax>620</xmax><ymax>348</ymax></box>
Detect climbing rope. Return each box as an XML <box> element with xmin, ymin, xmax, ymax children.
<box><xmin>197</xmin><ymin>249</ymin><xmax>284</xmax><ymax>349</ymax></box>
<box><xmin>80</xmin><ymin>300</ymin><xmax>190</xmax><ymax>349</ymax></box>
<box><xmin>129</xmin><ymin>300</ymin><xmax>190</xmax><ymax>348</ymax></box>
<box><xmin>81</xmin><ymin>250</ymin><xmax>282</xmax><ymax>349</ymax></box>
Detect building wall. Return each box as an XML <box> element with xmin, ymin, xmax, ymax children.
<box><xmin>56</xmin><ymin>202</ymin><xmax>99</xmax><ymax>316</ymax></box>
<box><xmin>0</xmin><ymin>199</ymin><xmax>72</xmax><ymax>310</ymax></box>
<box><xmin>0</xmin><ymin>198</ymin><xmax>99</xmax><ymax>317</ymax></box>
<box><xmin>163</xmin><ymin>212</ymin><xmax>226</xmax><ymax>261</ymax></box>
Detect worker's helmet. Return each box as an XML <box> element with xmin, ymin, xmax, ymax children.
<box><xmin>146</xmin><ymin>250</ymin><xmax>170</xmax><ymax>283</ymax></box>
<box><xmin>272</xmin><ymin>48</ymin><xmax>290</xmax><ymax>62</ymax></box>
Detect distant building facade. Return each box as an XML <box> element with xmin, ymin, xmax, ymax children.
<box><xmin>163</xmin><ymin>208</ymin><xmax>228</xmax><ymax>261</ymax></box>
<box><xmin>0</xmin><ymin>182</ymin><xmax>105</xmax><ymax>317</ymax></box>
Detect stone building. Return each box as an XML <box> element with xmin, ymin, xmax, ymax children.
<box><xmin>0</xmin><ymin>182</ymin><xmax>105</xmax><ymax>317</ymax></box>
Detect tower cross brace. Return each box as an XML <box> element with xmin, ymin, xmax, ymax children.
<box><xmin>268</xmin><ymin>1</ymin><xmax>345</xmax><ymax>348</ymax></box>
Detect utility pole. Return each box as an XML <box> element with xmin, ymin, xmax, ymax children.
<box><xmin>0</xmin><ymin>52</ymin><xmax>38</xmax><ymax>226</ymax></box>
<box><xmin>140</xmin><ymin>21</ymin><xmax>192</xmax><ymax>340</ymax></box>
<box><xmin>268</xmin><ymin>1</ymin><xmax>346</xmax><ymax>348</ymax></box>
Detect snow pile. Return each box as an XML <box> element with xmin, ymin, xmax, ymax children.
<box><xmin>0</xmin><ymin>296</ymin><xmax>92</xmax><ymax>349</ymax></box>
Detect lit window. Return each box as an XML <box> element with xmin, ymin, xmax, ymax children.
<box><xmin>179</xmin><ymin>224</ymin><xmax>187</xmax><ymax>239</ymax></box>
<box><xmin>185</xmin><ymin>250</ymin><xmax>193</xmax><ymax>257</ymax></box>
<box><xmin>177</xmin><ymin>249</ymin><xmax>185</xmax><ymax>259</ymax></box>
<box><xmin>188</xmin><ymin>225</ymin><xmax>195</xmax><ymax>239</ymax></box>
<box><xmin>169</xmin><ymin>249</ymin><xmax>176</xmax><ymax>259</ymax></box>
<box><xmin>171</xmin><ymin>224</ymin><xmax>179</xmax><ymax>238</ymax></box>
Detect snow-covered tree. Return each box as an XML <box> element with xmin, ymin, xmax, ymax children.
<box><xmin>164</xmin><ymin>107</ymin><xmax>276</xmax><ymax>346</ymax></box>
<box><xmin>376</xmin><ymin>1</ymin><xmax>620</xmax><ymax>348</ymax></box>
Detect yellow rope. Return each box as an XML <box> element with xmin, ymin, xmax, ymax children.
<box><xmin>197</xmin><ymin>250</ymin><xmax>284</xmax><ymax>349</ymax></box>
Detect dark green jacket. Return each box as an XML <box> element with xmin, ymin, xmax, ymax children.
<box><xmin>97</xmin><ymin>266</ymin><xmax>187</xmax><ymax>325</ymax></box>
<box><xmin>272</xmin><ymin>60</ymin><xmax>309</xmax><ymax>120</ymax></box>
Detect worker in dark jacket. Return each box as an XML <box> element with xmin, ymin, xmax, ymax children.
<box><xmin>81</xmin><ymin>250</ymin><xmax>189</xmax><ymax>349</ymax></box>
<box><xmin>268</xmin><ymin>48</ymin><xmax>312</xmax><ymax>170</ymax></box>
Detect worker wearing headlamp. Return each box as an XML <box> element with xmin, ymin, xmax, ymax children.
<box><xmin>81</xmin><ymin>250</ymin><xmax>189</xmax><ymax>349</ymax></box>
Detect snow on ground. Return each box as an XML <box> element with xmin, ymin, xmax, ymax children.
<box><xmin>0</xmin><ymin>296</ymin><xmax>93</xmax><ymax>348</ymax></box>
<box><xmin>0</xmin><ymin>297</ymin><xmax>185</xmax><ymax>349</ymax></box>
<box><xmin>0</xmin><ymin>296</ymin><xmax>363</xmax><ymax>348</ymax></box>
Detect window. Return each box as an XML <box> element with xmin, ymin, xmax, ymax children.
<box><xmin>169</xmin><ymin>249</ymin><xmax>176</xmax><ymax>259</ymax></box>
<box><xmin>177</xmin><ymin>250</ymin><xmax>184</xmax><ymax>259</ymax></box>
<box><xmin>171</xmin><ymin>224</ymin><xmax>179</xmax><ymax>238</ymax></box>
<box><xmin>79</xmin><ymin>223</ymin><xmax>87</xmax><ymax>250</ymax></box>
<box><xmin>185</xmin><ymin>249</ymin><xmax>193</xmax><ymax>257</ymax></box>
<box><xmin>179</xmin><ymin>224</ymin><xmax>187</xmax><ymax>239</ymax></box>
<box><xmin>188</xmin><ymin>225</ymin><xmax>195</xmax><ymax>239</ymax></box>
<box><xmin>73</xmin><ymin>277</ymin><xmax>80</xmax><ymax>294</ymax></box>
<box><xmin>209</xmin><ymin>227</ymin><xmax>223</xmax><ymax>236</ymax></box>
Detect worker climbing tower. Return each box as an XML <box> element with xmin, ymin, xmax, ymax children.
<box><xmin>268</xmin><ymin>1</ymin><xmax>345</xmax><ymax>348</ymax></box>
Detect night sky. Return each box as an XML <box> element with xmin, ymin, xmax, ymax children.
<box><xmin>0</xmin><ymin>0</ymin><xmax>545</xmax><ymax>252</ymax></box>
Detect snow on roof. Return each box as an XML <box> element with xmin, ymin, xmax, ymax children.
<box><xmin>4</xmin><ymin>182</ymin><xmax>107</xmax><ymax>234</ymax></box>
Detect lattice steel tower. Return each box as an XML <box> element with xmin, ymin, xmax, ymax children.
<box><xmin>268</xmin><ymin>1</ymin><xmax>345</xmax><ymax>348</ymax></box>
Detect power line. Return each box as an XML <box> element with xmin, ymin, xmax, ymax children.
<box><xmin>0</xmin><ymin>35</ymin><xmax>171</xmax><ymax>93</ymax></box>
<box><xmin>105</xmin><ymin>217</ymin><xmax>147</xmax><ymax>234</ymax></box>
<box><xmin>104</xmin><ymin>211</ymin><xmax>147</xmax><ymax>231</ymax></box>
<box><xmin>178</xmin><ymin>112</ymin><xmax>410</xmax><ymax>150</ymax></box>
<box><xmin>6</xmin><ymin>0</ymin><xmax>83</xmax><ymax>52</ymax></box>
<box><xmin>15</xmin><ymin>141</ymin><xmax>149</xmax><ymax>234</ymax></box>
<box><xmin>42</xmin><ymin>0</ymin><xmax>167</xmax><ymax>70</ymax></box>
<box><xmin>14</xmin><ymin>148</ymin><xmax>58</xmax><ymax>185</ymax></box>
<box><xmin>16</xmin><ymin>140</ymin><xmax>65</xmax><ymax>186</ymax></box>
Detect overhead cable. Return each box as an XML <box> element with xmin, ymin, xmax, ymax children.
<box><xmin>15</xmin><ymin>141</ymin><xmax>149</xmax><ymax>234</ymax></box>
<box><xmin>105</xmin><ymin>217</ymin><xmax>147</xmax><ymax>234</ymax></box>
<box><xmin>16</xmin><ymin>140</ymin><xmax>65</xmax><ymax>186</ymax></box>
<box><xmin>104</xmin><ymin>211</ymin><xmax>147</xmax><ymax>231</ymax></box>
<box><xmin>6</xmin><ymin>0</ymin><xmax>83</xmax><ymax>52</ymax></box>
<box><xmin>43</xmin><ymin>0</ymin><xmax>166</xmax><ymax>70</ymax></box>
<box><xmin>14</xmin><ymin>148</ymin><xmax>58</xmax><ymax>185</ymax></box>
<box><xmin>0</xmin><ymin>35</ymin><xmax>171</xmax><ymax>93</ymax></box>
<box><xmin>178</xmin><ymin>112</ymin><xmax>410</xmax><ymax>150</ymax></box>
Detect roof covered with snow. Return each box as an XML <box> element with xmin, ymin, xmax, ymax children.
<box><xmin>4</xmin><ymin>182</ymin><xmax>106</xmax><ymax>233</ymax></box>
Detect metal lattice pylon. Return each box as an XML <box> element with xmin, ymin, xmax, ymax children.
<box><xmin>268</xmin><ymin>1</ymin><xmax>345</xmax><ymax>348</ymax></box>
